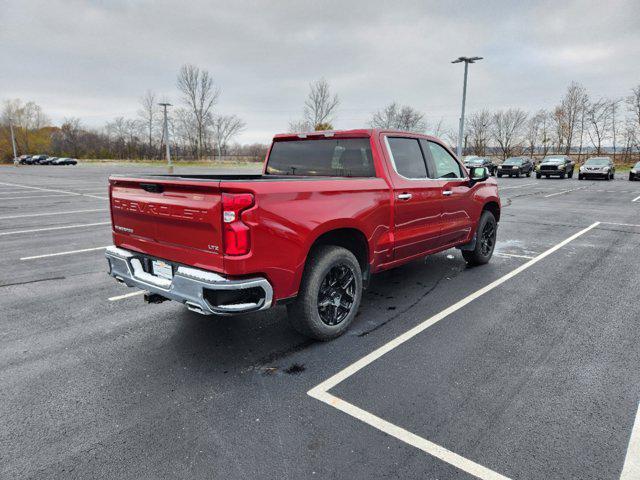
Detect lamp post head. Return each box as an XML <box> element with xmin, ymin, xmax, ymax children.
<box><xmin>158</xmin><ymin>102</ymin><xmax>172</xmax><ymax>108</ymax></box>
<box><xmin>451</xmin><ymin>56</ymin><xmax>483</xmax><ymax>64</ymax></box>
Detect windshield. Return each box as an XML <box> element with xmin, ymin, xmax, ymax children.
<box><xmin>543</xmin><ymin>157</ymin><xmax>564</xmax><ymax>163</ymax></box>
<box><xmin>503</xmin><ymin>158</ymin><xmax>523</xmax><ymax>165</ymax></box>
<box><xmin>635</xmin><ymin>162</ymin><xmax>640</xmax><ymax>169</ymax></box>
<box><xmin>585</xmin><ymin>158</ymin><xmax>609</xmax><ymax>166</ymax></box>
<box><xmin>467</xmin><ymin>158</ymin><xmax>485</xmax><ymax>164</ymax></box>
<box><xmin>265</xmin><ymin>138</ymin><xmax>375</xmax><ymax>177</ymax></box>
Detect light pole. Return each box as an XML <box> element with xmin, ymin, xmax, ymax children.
<box><xmin>158</xmin><ymin>102</ymin><xmax>173</xmax><ymax>173</ymax></box>
<box><xmin>8</xmin><ymin>118</ymin><xmax>18</xmax><ymax>165</ymax></box>
<box><xmin>452</xmin><ymin>56</ymin><xmax>483</xmax><ymax>159</ymax></box>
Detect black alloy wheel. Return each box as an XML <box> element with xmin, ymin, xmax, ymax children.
<box><xmin>479</xmin><ymin>220</ymin><xmax>496</xmax><ymax>256</ymax></box>
<box><xmin>317</xmin><ymin>264</ymin><xmax>356</xmax><ymax>326</ymax></box>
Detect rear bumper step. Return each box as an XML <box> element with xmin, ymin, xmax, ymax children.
<box><xmin>105</xmin><ymin>246</ymin><xmax>273</xmax><ymax>315</ymax></box>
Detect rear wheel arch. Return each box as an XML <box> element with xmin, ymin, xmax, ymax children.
<box><xmin>306</xmin><ymin>228</ymin><xmax>370</xmax><ymax>283</ymax></box>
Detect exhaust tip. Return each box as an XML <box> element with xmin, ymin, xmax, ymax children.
<box><xmin>185</xmin><ymin>301</ymin><xmax>207</xmax><ymax>315</ymax></box>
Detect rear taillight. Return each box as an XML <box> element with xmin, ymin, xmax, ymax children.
<box><xmin>222</xmin><ymin>193</ymin><xmax>254</xmax><ymax>255</ymax></box>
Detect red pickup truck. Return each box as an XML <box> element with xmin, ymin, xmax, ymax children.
<box><xmin>106</xmin><ymin>129</ymin><xmax>500</xmax><ymax>340</ymax></box>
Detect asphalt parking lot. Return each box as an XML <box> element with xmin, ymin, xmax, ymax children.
<box><xmin>1</xmin><ymin>165</ymin><xmax>639</xmax><ymax>480</ymax></box>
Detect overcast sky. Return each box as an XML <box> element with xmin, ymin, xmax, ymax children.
<box><xmin>1</xmin><ymin>0</ymin><xmax>639</xmax><ymax>143</ymax></box>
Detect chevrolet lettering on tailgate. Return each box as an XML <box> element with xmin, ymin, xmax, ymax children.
<box><xmin>112</xmin><ymin>198</ymin><xmax>209</xmax><ymax>222</ymax></box>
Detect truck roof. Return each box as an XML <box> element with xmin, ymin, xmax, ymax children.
<box><xmin>273</xmin><ymin>128</ymin><xmax>441</xmax><ymax>142</ymax></box>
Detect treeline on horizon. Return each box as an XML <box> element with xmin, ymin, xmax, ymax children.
<box><xmin>1</xmin><ymin>64</ymin><xmax>639</xmax><ymax>163</ymax></box>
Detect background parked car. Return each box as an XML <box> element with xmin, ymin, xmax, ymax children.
<box><xmin>41</xmin><ymin>156</ymin><xmax>58</xmax><ymax>165</ymax></box>
<box><xmin>629</xmin><ymin>162</ymin><xmax>640</xmax><ymax>181</ymax></box>
<box><xmin>578</xmin><ymin>157</ymin><xmax>615</xmax><ymax>180</ymax></box>
<box><xmin>463</xmin><ymin>156</ymin><xmax>497</xmax><ymax>175</ymax></box>
<box><xmin>497</xmin><ymin>157</ymin><xmax>534</xmax><ymax>177</ymax></box>
<box><xmin>17</xmin><ymin>155</ymin><xmax>32</xmax><ymax>164</ymax></box>
<box><xmin>28</xmin><ymin>154</ymin><xmax>49</xmax><ymax>165</ymax></box>
<box><xmin>536</xmin><ymin>155</ymin><xmax>575</xmax><ymax>179</ymax></box>
<box><xmin>52</xmin><ymin>157</ymin><xmax>78</xmax><ymax>165</ymax></box>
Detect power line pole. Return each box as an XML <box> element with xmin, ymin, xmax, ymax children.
<box><xmin>158</xmin><ymin>102</ymin><xmax>173</xmax><ymax>174</ymax></box>
<box><xmin>452</xmin><ymin>56</ymin><xmax>483</xmax><ymax>159</ymax></box>
<box><xmin>8</xmin><ymin>118</ymin><xmax>18</xmax><ymax>165</ymax></box>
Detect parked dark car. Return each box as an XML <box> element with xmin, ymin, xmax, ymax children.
<box><xmin>497</xmin><ymin>156</ymin><xmax>534</xmax><ymax>177</ymax></box>
<box><xmin>41</xmin><ymin>156</ymin><xmax>58</xmax><ymax>165</ymax></box>
<box><xmin>629</xmin><ymin>162</ymin><xmax>640</xmax><ymax>181</ymax></box>
<box><xmin>536</xmin><ymin>155</ymin><xmax>575</xmax><ymax>179</ymax></box>
<box><xmin>17</xmin><ymin>155</ymin><xmax>32</xmax><ymax>164</ymax></box>
<box><xmin>29</xmin><ymin>154</ymin><xmax>49</xmax><ymax>165</ymax></box>
<box><xmin>578</xmin><ymin>157</ymin><xmax>615</xmax><ymax>180</ymax></box>
<box><xmin>463</xmin><ymin>156</ymin><xmax>497</xmax><ymax>176</ymax></box>
<box><xmin>52</xmin><ymin>157</ymin><xmax>77</xmax><ymax>165</ymax></box>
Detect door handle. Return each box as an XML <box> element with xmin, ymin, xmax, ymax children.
<box><xmin>397</xmin><ymin>193</ymin><xmax>412</xmax><ymax>201</ymax></box>
<box><xmin>442</xmin><ymin>190</ymin><xmax>453</xmax><ymax>196</ymax></box>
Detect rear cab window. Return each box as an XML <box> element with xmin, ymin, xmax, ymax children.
<box><xmin>385</xmin><ymin>137</ymin><xmax>428</xmax><ymax>178</ymax></box>
<box><xmin>265</xmin><ymin>138</ymin><xmax>375</xmax><ymax>177</ymax></box>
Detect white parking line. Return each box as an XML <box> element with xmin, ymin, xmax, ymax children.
<box><xmin>0</xmin><ymin>222</ymin><xmax>110</xmax><ymax>236</ymax></box>
<box><xmin>621</xmin><ymin>403</ymin><xmax>640</xmax><ymax>479</ymax></box>
<box><xmin>495</xmin><ymin>252</ymin><xmax>536</xmax><ymax>259</ymax></box>
<box><xmin>308</xmin><ymin>222</ymin><xmax>600</xmax><ymax>480</ymax></box>
<box><xmin>0</xmin><ymin>193</ymin><xmax>103</xmax><ymax>200</ymax></box>
<box><xmin>0</xmin><ymin>208</ymin><xmax>107</xmax><ymax>220</ymax></box>
<box><xmin>632</xmin><ymin>194</ymin><xmax>640</xmax><ymax>203</ymax></box>
<box><xmin>20</xmin><ymin>246</ymin><xmax>110</xmax><ymax>260</ymax></box>
<box><xmin>499</xmin><ymin>183</ymin><xmax>536</xmax><ymax>190</ymax></box>
<box><xmin>544</xmin><ymin>186</ymin><xmax>587</xmax><ymax>198</ymax></box>
<box><xmin>0</xmin><ymin>181</ymin><xmax>107</xmax><ymax>200</ymax></box>
<box><xmin>601</xmin><ymin>222</ymin><xmax>640</xmax><ymax>228</ymax></box>
<box><xmin>108</xmin><ymin>291</ymin><xmax>145</xmax><ymax>301</ymax></box>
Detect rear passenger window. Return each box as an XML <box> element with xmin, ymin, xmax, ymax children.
<box><xmin>428</xmin><ymin>141</ymin><xmax>464</xmax><ymax>179</ymax></box>
<box><xmin>386</xmin><ymin>137</ymin><xmax>427</xmax><ymax>178</ymax></box>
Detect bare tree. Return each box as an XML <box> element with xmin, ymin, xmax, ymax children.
<box><xmin>303</xmin><ymin>78</ymin><xmax>339</xmax><ymax>129</ymax></box>
<box><xmin>490</xmin><ymin>108</ymin><xmax>528</xmax><ymax>159</ymax></box>
<box><xmin>177</xmin><ymin>64</ymin><xmax>220</xmax><ymax>159</ymax></box>
<box><xmin>586</xmin><ymin>98</ymin><xmax>613</xmax><ymax>155</ymax></box>
<box><xmin>370</xmin><ymin>102</ymin><xmax>426</xmax><ymax>132</ymax></box>
<box><xmin>537</xmin><ymin>110</ymin><xmax>553</xmax><ymax>157</ymax></box>
<box><xmin>610</xmin><ymin>98</ymin><xmax>622</xmax><ymax>161</ymax></box>
<box><xmin>559</xmin><ymin>81</ymin><xmax>588</xmax><ymax>154</ymax></box>
<box><xmin>1</xmin><ymin>99</ymin><xmax>49</xmax><ymax>152</ymax></box>
<box><xmin>59</xmin><ymin>117</ymin><xmax>83</xmax><ymax>158</ymax></box>
<box><xmin>551</xmin><ymin>106</ymin><xmax>566</xmax><ymax>153</ymax></box>
<box><xmin>467</xmin><ymin>110</ymin><xmax>491</xmax><ymax>156</ymax></box>
<box><xmin>627</xmin><ymin>85</ymin><xmax>640</xmax><ymax>150</ymax></box>
<box><xmin>287</xmin><ymin>119</ymin><xmax>314</xmax><ymax>133</ymax></box>
<box><xmin>211</xmin><ymin>114</ymin><xmax>246</xmax><ymax>157</ymax></box>
<box><xmin>138</xmin><ymin>90</ymin><xmax>159</xmax><ymax>158</ymax></box>
<box><xmin>427</xmin><ymin>117</ymin><xmax>446</xmax><ymax>138</ymax></box>
<box><xmin>525</xmin><ymin>110</ymin><xmax>546</xmax><ymax>157</ymax></box>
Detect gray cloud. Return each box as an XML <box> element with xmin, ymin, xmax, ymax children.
<box><xmin>1</xmin><ymin>0</ymin><xmax>639</xmax><ymax>143</ymax></box>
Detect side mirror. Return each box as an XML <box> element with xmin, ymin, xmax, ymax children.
<box><xmin>469</xmin><ymin>166</ymin><xmax>489</xmax><ymax>185</ymax></box>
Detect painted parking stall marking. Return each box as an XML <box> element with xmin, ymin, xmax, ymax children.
<box><xmin>20</xmin><ymin>246</ymin><xmax>110</xmax><ymax>260</ymax></box>
<box><xmin>0</xmin><ymin>222</ymin><xmax>110</xmax><ymax>236</ymax></box>
<box><xmin>308</xmin><ymin>222</ymin><xmax>600</xmax><ymax>480</ymax></box>
<box><xmin>0</xmin><ymin>181</ymin><xmax>107</xmax><ymax>200</ymax></box>
<box><xmin>0</xmin><ymin>209</ymin><xmax>107</xmax><ymax>220</ymax></box>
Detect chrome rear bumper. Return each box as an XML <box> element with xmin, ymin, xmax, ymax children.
<box><xmin>105</xmin><ymin>246</ymin><xmax>273</xmax><ymax>315</ymax></box>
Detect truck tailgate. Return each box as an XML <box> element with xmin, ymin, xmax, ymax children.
<box><xmin>109</xmin><ymin>178</ymin><xmax>224</xmax><ymax>271</ymax></box>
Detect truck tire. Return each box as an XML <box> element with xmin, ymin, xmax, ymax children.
<box><xmin>536</xmin><ymin>172</ymin><xmax>541</xmax><ymax>179</ymax></box>
<box><xmin>462</xmin><ymin>210</ymin><xmax>497</xmax><ymax>266</ymax></box>
<box><xmin>287</xmin><ymin>245</ymin><xmax>363</xmax><ymax>341</ymax></box>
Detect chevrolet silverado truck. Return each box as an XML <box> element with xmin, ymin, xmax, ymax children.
<box><xmin>105</xmin><ymin>129</ymin><xmax>500</xmax><ymax>340</ymax></box>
